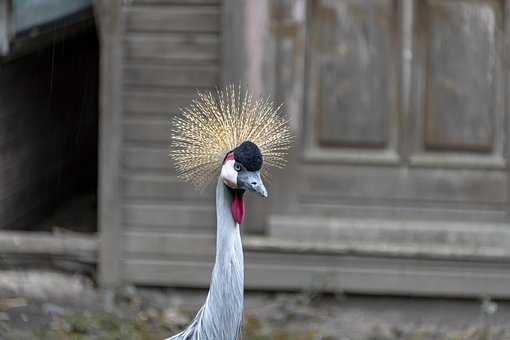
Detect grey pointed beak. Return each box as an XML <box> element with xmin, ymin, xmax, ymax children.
<box><xmin>238</xmin><ymin>171</ymin><xmax>268</xmax><ymax>198</ymax></box>
<box><xmin>253</xmin><ymin>179</ymin><xmax>268</xmax><ymax>198</ymax></box>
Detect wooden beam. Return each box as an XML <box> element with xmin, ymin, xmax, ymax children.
<box><xmin>123</xmin><ymin>232</ymin><xmax>510</xmax><ymax>263</ymax></box>
<box><xmin>131</xmin><ymin>0</ymin><xmax>220</xmax><ymax>4</ymax></box>
<box><xmin>221</xmin><ymin>0</ymin><xmax>245</xmax><ymax>84</ymax></box>
<box><xmin>124</xmin><ymin>6</ymin><xmax>220</xmax><ymax>33</ymax></box>
<box><xmin>124</xmin><ymin>33</ymin><xmax>220</xmax><ymax>64</ymax></box>
<box><xmin>123</xmin><ymin>64</ymin><xmax>219</xmax><ymax>88</ymax></box>
<box><xmin>0</xmin><ymin>231</ymin><xmax>97</xmax><ymax>263</ymax></box>
<box><xmin>123</xmin><ymin>236</ymin><xmax>510</xmax><ymax>298</ymax></box>
<box><xmin>94</xmin><ymin>0</ymin><xmax>124</xmax><ymax>288</ymax></box>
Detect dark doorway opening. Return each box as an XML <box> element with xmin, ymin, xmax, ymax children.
<box><xmin>0</xmin><ymin>27</ymin><xmax>99</xmax><ymax>234</ymax></box>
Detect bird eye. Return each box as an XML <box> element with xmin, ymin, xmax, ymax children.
<box><xmin>234</xmin><ymin>163</ymin><xmax>241</xmax><ymax>172</ymax></box>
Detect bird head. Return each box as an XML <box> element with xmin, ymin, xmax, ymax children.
<box><xmin>221</xmin><ymin>141</ymin><xmax>267</xmax><ymax>197</ymax></box>
<box><xmin>170</xmin><ymin>86</ymin><xmax>293</xmax><ymax>225</ymax></box>
<box><xmin>220</xmin><ymin>141</ymin><xmax>267</xmax><ymax>224</ymax></box>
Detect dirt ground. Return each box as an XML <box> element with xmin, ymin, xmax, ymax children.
<box><xmin>0</xmin><ymin>270</ymin><xmax>510</xmax><ymax>340</ymax></box>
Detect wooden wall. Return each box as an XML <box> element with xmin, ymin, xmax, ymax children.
<box><xmin>97</xmin><ymin>0</ymin><xmax>510</xmax><ymax>298</ymax></box>
<box><xmin>0</xmin><ymin>30</ymin><xmax>98</xmax><ymax>230</ymax></box>
<box><xmin>96</xmin><ymin>0</ymin><xmax>221</xmax><ymax>286</ymax></box>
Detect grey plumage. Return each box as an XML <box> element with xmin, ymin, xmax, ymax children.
<box><xmin>167</xmin><ymin>178</ymin><xmax>244</xmax><ymax>340</ymax></box>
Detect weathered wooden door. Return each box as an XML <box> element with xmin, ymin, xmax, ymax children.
<box><xmin>240</xmin><ymin>0</ymin><xmax>510</xmax><ymax>250</ymax></box>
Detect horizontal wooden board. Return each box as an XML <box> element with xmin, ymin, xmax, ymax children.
<box><xmin>122</xmin><ymin>203</ymin><xmax>214</xmax><ymax>228</ymax></box>
<box><xmin>122</xmin><ymin>173</ymin><xmax>214</xmax><ymax>201</ymax></box>
<box><xmin>129</xmin><ymin>0</ymin><xmax>220</xmax><ymax>4</ymax></box>
<box><xmin>125</xmin><ymin>224</ymin><xmax>214</xmax><ymax>234</ymax></box>
<box><xmin>124</xmin><ymin>6</ymin><xmax>220</xmax><ymax>33</ymax></box>
<box><xmin>124</xmin><ymin>34</ymin><xmax>220</xmax><ymax>64</ymax></box>
<box><xmin>269</xmin><ymin>215</ymin><xmax>510</xmax><ymax>249</ymax></box>
<box><xmin>124</xmin><ymin>231</ymin><xmax>215</xmax><ymax>257</ymax></box>
<box><xmin>300</xmin><ymin>164</ymin><xmax>508</xmax><ymax>205</ymax></box>
<box><xmin>123</xmin><ymin>118</ymin><xmax>168</xmax><ymax>143</ymax></box>
<box><xmin>409</xmin><ymin>153</ymin><xmax>506</xmax><ymax>170</ymax></box>
<box><xmin>122</xmin><ymin>147</ymin><xmax>171</xmax><ymax>171</ymax></box>
<box><xmin>297</xmin><ymin>201</ymin><xmax>508</xmax><ymax>224</ymax></box>
<box><xmin>123</xmin><ymin>89</ymin><xmax>199</xmax><ymax>115</ymax></box>
<box><xmin>0</xmin><ymin>231</ymin><xmax>97</xmax><ymax>263</ymax></box>
<box><xmin>123</xmin><ymin>232</ymin><xmax>510</xmax><ymax>261</ymax></box>
<box><xmin>123</xmin><ymin>253</ymin><xmax>510</xmax><ymax>297</ymax></box>
<box><xmin>124</xmin><ymin>64</ymin><xmax>219</xmax><ymax>88</ymax></box>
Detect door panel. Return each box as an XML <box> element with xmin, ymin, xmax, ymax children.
<box><xmin>423</xmin><ymin>0</ymin><xmax>501</xmax><ymax>152</ymax></box>
<box><xmin>411</xmin><ymin>0</ymin><xmax>506</xmax><ymax>169</ymax></box>
<box><xmin>307</xmin><ymin>0</ymin><xmax>399</xmax><ymax>161</ymax></box>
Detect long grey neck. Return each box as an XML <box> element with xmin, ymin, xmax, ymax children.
<box><xmin>199</xmin><ymin>178</ymin><xmax>244</xmax><ymax>339</ymax></box>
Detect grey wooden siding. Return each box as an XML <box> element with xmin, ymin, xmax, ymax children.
<box><xmin>115</xmin><ymin>0</ymin><xmax>221</xmax><ymax>285</ymax></box>
<box><xmin>97</xmin><ymin>0</ymin><xmax>510</xmax><ymax>297</ymax></box>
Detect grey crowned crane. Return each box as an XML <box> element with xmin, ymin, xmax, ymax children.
<box><xmin>167</xmin><ymin>86</ymin><xmax>293</xmax><ymax>340</ymax></box>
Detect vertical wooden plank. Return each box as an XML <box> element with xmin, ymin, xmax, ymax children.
<box><xmin>242</xmin><ymin>0</ymin><xmax>273</xmax><ymax>233</ymax></box>
<box><xmin>221</xmin><ymin>0</ymin><xmax>245</xmax><ymax>84</ymax></box>
<box><xmin>222</xmin><ymin>0</ymin><xmax>268</xmax><ymax>233</ymax></box>
<box><xmin>95</xmin><ymin>0</ymin><xmax>124</xmax><ymax>288</ymax></box>
<box><xmin>244</xmin><ymin>0</ymin><xmax>278</xmax><ymax>97</ymax></box>
<box><xmin>223</xmin><ymin>0</ymin><xmax>304</xmax><ymax>233</ymax></box>
<box><xmin>505</xmin><ymin>0</ymin><xmax>510</xmax><ymax>224</ymax></box>
<box><xmin>223</xmin><ymin>0</ymin><xmax>306</xmax><ymax>232</ymax></box>
<box><xmin>270</xmin><ymin>0</ymin><xmax>307</xmax><ymax>217</ymax></box>
<box><xmin>400</xmin><ymin>0</ymin><xmax>414</xmax><ymax>160</ymax></box>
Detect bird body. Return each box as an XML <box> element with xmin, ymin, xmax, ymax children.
<box><xmin>167</xmin><ymin>87</ymin><xmax>292</xmax><ymax>340</ymax></box>
<box><xmin>167</xmin><ymin>178</ymin><xmax>244</xmax><ymax>340</ymax></box>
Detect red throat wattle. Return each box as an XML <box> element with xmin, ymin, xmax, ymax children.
<box><xmin>231</xmin><ymin>190</ymin><xmax>245</xmax><ymax>224</ymax></box>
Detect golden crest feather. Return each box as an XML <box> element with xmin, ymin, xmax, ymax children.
<box><xmin>170</xmin><ymin>85</ymin><xmax>294</xmax><ymax>189</ymax></box>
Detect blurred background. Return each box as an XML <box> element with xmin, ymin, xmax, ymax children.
<box><xmin>1</xmin><ymin>0</ymin><xmax>510</xmax><ymax>339</ymax></box>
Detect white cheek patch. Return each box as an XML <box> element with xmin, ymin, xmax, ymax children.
<box><xmin>220</xmin><ymin>159</ymin><xmax>238</xmax><ymax>188</ymax></box>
